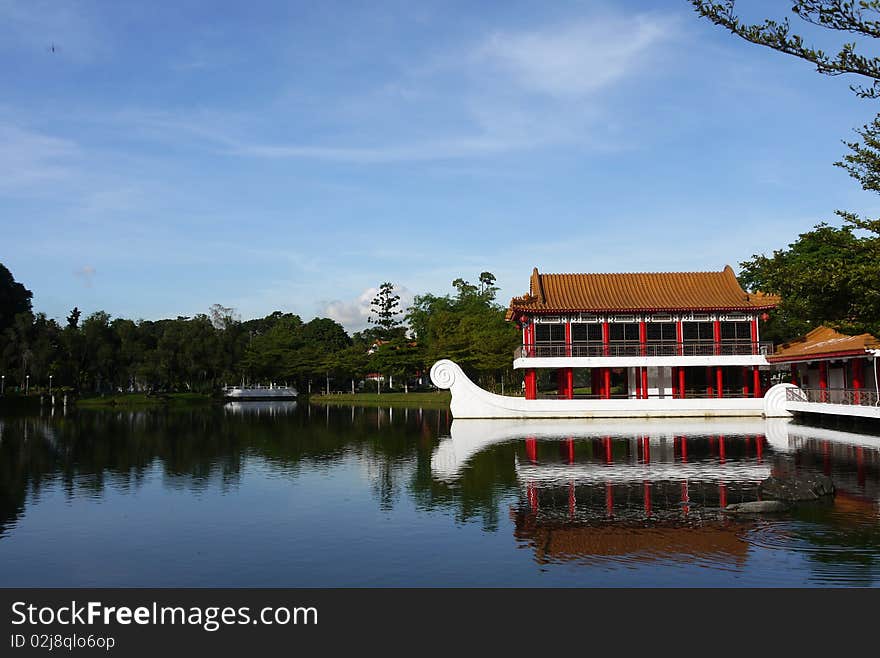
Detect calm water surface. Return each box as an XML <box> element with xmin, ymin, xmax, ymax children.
<box><xmin>0</xmin><ymin>402</ymin><xmax>879</xmax><ymax>586</ymax></box>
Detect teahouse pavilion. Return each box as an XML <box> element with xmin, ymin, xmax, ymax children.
<box><xmin>505</xmin><ymin>266</ymin><xmax>779</xmax><ymax>400</ymax></box>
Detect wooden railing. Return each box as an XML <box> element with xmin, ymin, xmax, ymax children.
<box><xmin>516</xmin><ymin>341</ymin><xmax>773</xmax><ymax>358</ymax></box>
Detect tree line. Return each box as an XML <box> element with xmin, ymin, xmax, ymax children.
<box><xmin>0</xmin><ymin>265</ymin><xmax>520</xmax><ymax>397</ymax></box>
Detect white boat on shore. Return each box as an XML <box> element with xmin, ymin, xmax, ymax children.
<box><xmin>223</xmin><ymin>383</ymin><xmax>298</xmax><ymax>401</ymax></box>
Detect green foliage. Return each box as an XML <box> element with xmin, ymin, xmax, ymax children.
<box><xmin>0</xmin><ymin>263</ymin><xmax>33</xmax><ymax>334</ymax></box>
<box><xmin>739</xmin><ymin>215</ymin><xmax>880</xmax><ymax>340</ymax></box>
<box><xmin>691</xmin><ymin>1</ymin><xmax>880</xmax><ymax>97</ymax></box>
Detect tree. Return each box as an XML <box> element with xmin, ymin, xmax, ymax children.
<box><xmin>738</xmin><ymin>217</ymin><xmax>880</xmax><ymax>340</ymax></box>
<box><xmin>368</xmin><ymin>282</ymin><xmax>405</xmax><ymax>340</ymax></box>
<box><xmin>691</xmin><ymin>1</ymin><xmax>880</xmax><ymax>97</ymax></box>
<box><xmin>0</xmin><ymin>263</ymin><xmax>33</xmax><ymax>334</ymax></box>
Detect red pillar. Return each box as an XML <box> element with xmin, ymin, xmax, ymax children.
<box><xmin>641</xmin><ymin>367</ymin><xmax>649</xmax><ymax>399</ymax></box>
<box><xmin>566</xmin><ymin>368</ymin><xmax>573</xmax><ymax>399</ymax></box>
<box><xmin>790</xmin><ymin>364</ymin><xmax>798</xmax><ymax>386</ymax></box>
<box><xmin>671</xmin><ymin>367</ymin><xmax>678</xmax><ymax>398</ymax></box>
<box><xmin>676</xmin><ymin>321</ymin><xmax>683</xmax><ymax>356</ymax></box>
<box><xmin>716</xmin><ymin>366</ymin><xmax>723</xmax><ymax>399</ymax></box>
<box><xmin>525</xmin><ymin>369</ymin><xmax>537</xmax><ymax>400</ymax></box>
<box><xmin>753</xmin><ymin>367</ymin><xmax>761</xmax><ymax>398</ymax></box>
<box><xmin>713</xmin><ymin>319</ymin><xmax>721</xmax><ymax>356</ymax></box>
<box><xmin>564</xmin><ymin>321</ymin><xmax>572</xmax><ymax>357</ymax></box>
<box><xmin>603</xmin><ymin>367</ymin><xmax>611</xmax><ymax>400</ymax></box>
<box><xmin>557</xmin><ymin>369</ymin><xmax>573</xmax><ymax>399</ymax></box>
<box><xmin>750</xmin><ymin>317</ymin><xmax>758</xmax><ymax>354</ymax></box>
<box><xmin>639</xmin><ymin>320</ymin><xmax>647</xmax><ymax>356</ymax></box>
<box><xmin>819</xmin><ymin>362</ymin><xmax>828</xmax><ymax>402</ymax></box>
<box><xmin>853</xmin><ymin>359</ymin><xmax>863</xmax><ymax>405</ymax></box>
<box><xmin>706</xmin><ymin>366</ymin><xmax>714</xmax><ymax>398</ymax></box>
<box><xmin>742</xmin><ymin>366</ymin><xmax>750</xmax><ymax>397</ymax></box>
<box><xmin>601</xmin><ymin>321</ymin><xmax>609</xmax><ymax>356</ymax></box>
<box><xmin>678</xmin><ymin>367</ymin><xmax>686</xmax><ymax>399</ymax></box>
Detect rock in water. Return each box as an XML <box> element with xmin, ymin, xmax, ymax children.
<box><xmin>724</xmin><ymin>501</ymin><xmax>790</xmax><ymax>514</ymax></box>
<box><xmin>759</xmin><ymin>474</ymin><xmax>835</xmax><ymax>502</ymax></box>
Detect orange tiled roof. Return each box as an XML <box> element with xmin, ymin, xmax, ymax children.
<box><xmin>767</xmin><ymin>326</ymin><xmax>880</xmax><ymax>362</ymax></box>
<box><xmin>506</xmin><ymin>265</ymin><xmax>779</xmax><ymax>318</ymax></box>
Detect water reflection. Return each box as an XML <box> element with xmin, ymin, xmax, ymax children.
<box><xmin>0</xmin><ymin>404</ymin><xmax>878</xmax><ymax>586</ymax></box>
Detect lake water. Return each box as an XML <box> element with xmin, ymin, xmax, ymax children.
<box><xmin>0</xmin><ymin>402</ymin><xmax>878</xmax><ymax>587</ymax></box>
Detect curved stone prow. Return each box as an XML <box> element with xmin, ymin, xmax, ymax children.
<box><xmin>762</xmin><ymin>383</ymin><xmax>797</xmax><ymax>418</ymax></box>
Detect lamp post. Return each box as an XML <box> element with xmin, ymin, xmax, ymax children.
<box><xmin>1</xmin><ymin>374</ymin><xmax>4</xmax><ymax>395</ymax></box>
<box><xmin>49</xmin><ymin>375</ymin><xmax>53</xmax><ymax>396</ymax></box>
<box><xmin>26</xmin><ymin>374</ymin><xmax>30</xmax><ymax>395</ymax></box>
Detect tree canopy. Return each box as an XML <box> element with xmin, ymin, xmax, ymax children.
<box><xmin>0</xmin><ymin>264</ymin><xmax>33</xmax><ymax>335</ymax></box>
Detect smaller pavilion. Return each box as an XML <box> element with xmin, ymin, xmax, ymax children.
<box><xmin>767</xmin><ymin>326</ymin><xmax>879</xmax><ymax>404</ymax></box>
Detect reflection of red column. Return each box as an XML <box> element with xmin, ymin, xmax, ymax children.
<box><xmin>605</xmin><ymin>482</ymin><xmax>614</xmax><ymax>518</ymax></box>
<box><xmin>756</xmin><ymin>435</ymin><xmax>763</xmax><ymax>462</ymax></box>
<box><xmin>526</xmin><ymin>437</ymin><xmax>537</xmax><ymax>464</ymax></box>
<box><xmin>644</xmin><ymin>481</ymin><xmax>652</xmax><ymax>518</ymax></box>
<box><xmin>568</xmin><ymin>481</ymin><xmax>576</xmax><ymax>519</ymax></box>
<box><xmin>642</xmin><ymin>436</ymin><xmax>651</xmax><ymax>463</ymax></box>
<box><xmin>857</xmin><ymin>447</ymin><xmax>865</xmax><ymax>487</ymax></box>
<box><xmin>527</xmin><ymin>482</ymin><xmax>538</xmax><ymax>511</ymax></box>
<box><xmin>719</xmin><ymin>483</ymin><xmax>728</xmax><ymax>508</ymax></box>
<box><xmin>681</xmin><ymin>481</ymin><xmax>690</xmax><ymax>516</ymax></box>
<box><xmin>604</xmin><ymin>436</ymin><xmax>612</xmax><ymax>464</ymax></box>
<box><xmin>819</xmin><ymin>362</ymin><xmax>828</xmax><ymax>402</ymax></box>
<box><xmin>680</xmin><ymin>436</ymin><xmax>688</xmax><ymax>463</ymax></box>
<box><xmin>718</xmin><ymin>435</ymin><xmax>726</xmax><ymax>464</ymax></box>
<box><xmin>566</xmin><ymin>437</ymin><xmax>575</xmax><ymax>464</ymax></box>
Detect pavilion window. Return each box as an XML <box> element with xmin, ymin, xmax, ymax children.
<box><xmin>609</xmin><ymin>323</ymin><xmax>640</xmax><ymax>342</ymax></box>
<box><xmin>682</xmin><ymin>321</ymin><xmax>715</xmax><ymax>355</ymax></box>
<box><xmin>534</xmin><ymin>323</ymin><xmax>565</xmax><ymax>343</ymax></box>
<box><xmin>571</xmin><ymin>323</ymin><xmax>602</xmax><ymax>342</ymax></box>
<box><xmin>720</xmin><ymin>321</ymin><xmax>752</xmax><ymax>354</ymax></box>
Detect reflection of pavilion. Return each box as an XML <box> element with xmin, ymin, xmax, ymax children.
<box><xmin>223</xmin><ymin>401</ymin><xmax>298</xmax><ymax>416</ymax></box>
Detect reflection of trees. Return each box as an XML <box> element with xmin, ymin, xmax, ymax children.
<box><xmin>0</xmin><ymin>405</ymin><xmax>448</xmax><ymax>538</ymax></box>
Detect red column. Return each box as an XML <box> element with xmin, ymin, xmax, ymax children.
<box><xmin>742</xmin><ymin>366</ymin><xmax>750</xmax><ymax>397</ymax></box>
<box><xmin>641</xmin><ymin>367</ymin><xmax>649</xmax><ymax>399</ymax></box>
<box><xmin>713</xmin><ymin>319</ymin><xmax>721</xmax><ymax>356</ymax></box>
<box><xmin>676</xmin><ymin>321</ymin><xmax>683</xmax><ymax>356</ymax></box>
<box><xmin>853</xmin><ymin>359</ymin><xmax>863</xmax><ymax>405</ymax></box>
<box><xmin>790</xmin><ymin>364</ymin><xmax>798</xmax><ymax>386</ymax></box>
<box><xmin>706</xmin><ymin>366</ymin><xmax>714</xmax><ymax>397</ymax></box>
<box><xmin>671</xmin><ymin>367</ymin><xmax>678</xmax><ymax>398</ymax></box>
<box><xmin>564</xmin><ymin>321</ymin><xmax>572</xmax><ymax>357</ymax></box>
<box><xmin>716</xmin><ymin>366</ymin><xmax>723</xmax><ymax>399</ymax></box>
<box><xmin>603</xmin><ymin>367</ymin><xmax>611</xmax><ymax>399</ymax></box>
<box><xmin>750</xmin><ymin>317</ymin><xmax>758</xmax><ymax>354</ymax></box>
<box><xmin>753</xmin><ymin>367</ymin><xmax>761</xmax><ymax>398</ymax></box>
<box><xmin>525</xmin><ymin>369</ymin><xmax>537</xmax><ymax>400</ymax></box>
<box><xmin>819</xmin><ymin>362</ymin><xmax>828</xmax><ymax>402</ymax></box>
<box><xmin>678</xmin><ymin>367</ymin><xmax>686</xmax><ymax>399</ymax></box>
<box><xmin>639</xmin><ymin>321</ymin><xmax>647</xmax><ymax>356</ymax></box>
<box><xmin>601</xmin><ymin>321</ymin><xmax>609</xmax><ymax>356</ymax></box>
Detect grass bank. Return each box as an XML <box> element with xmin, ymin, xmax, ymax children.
<box><xmin>76</xmin><ymin>392</ymin><xmax>215</xmax><ymax>408</ymax></box>
<box><xmin>309</xmin><ymin>391</ymin><xmax>451</xmax><ymax>407</ymax></box>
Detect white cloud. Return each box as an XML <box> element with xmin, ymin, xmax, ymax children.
<box><xmin>320</xmin><ymin>285</ymin><xmax>414</xmax><ymax>333</ymax></box>
<box><xmin>74</xmin><ymin>265</ymin><xmax>95</xmax><ymax>287</ymax></box>
<box><xmin>477</xmin><ymin>14</ymin><xmax>677</xmax><ymax>99</ymax></box>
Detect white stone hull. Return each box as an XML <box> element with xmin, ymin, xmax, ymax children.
<box><xmin>429</xmin><ymin>359</ymin><xmax>793</xmax><ymax>419</ymax></box>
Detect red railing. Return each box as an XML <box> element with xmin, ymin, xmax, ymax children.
<box><xmin>515</xmin><ymin>341</ymin><xmax>772</xmax><ymax>358</ymax></box>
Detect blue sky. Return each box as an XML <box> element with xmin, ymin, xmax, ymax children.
<box><xmin>2</xmin><ymin>0</ymin><xmax>878</xmax><ymax>331</ymax></box>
